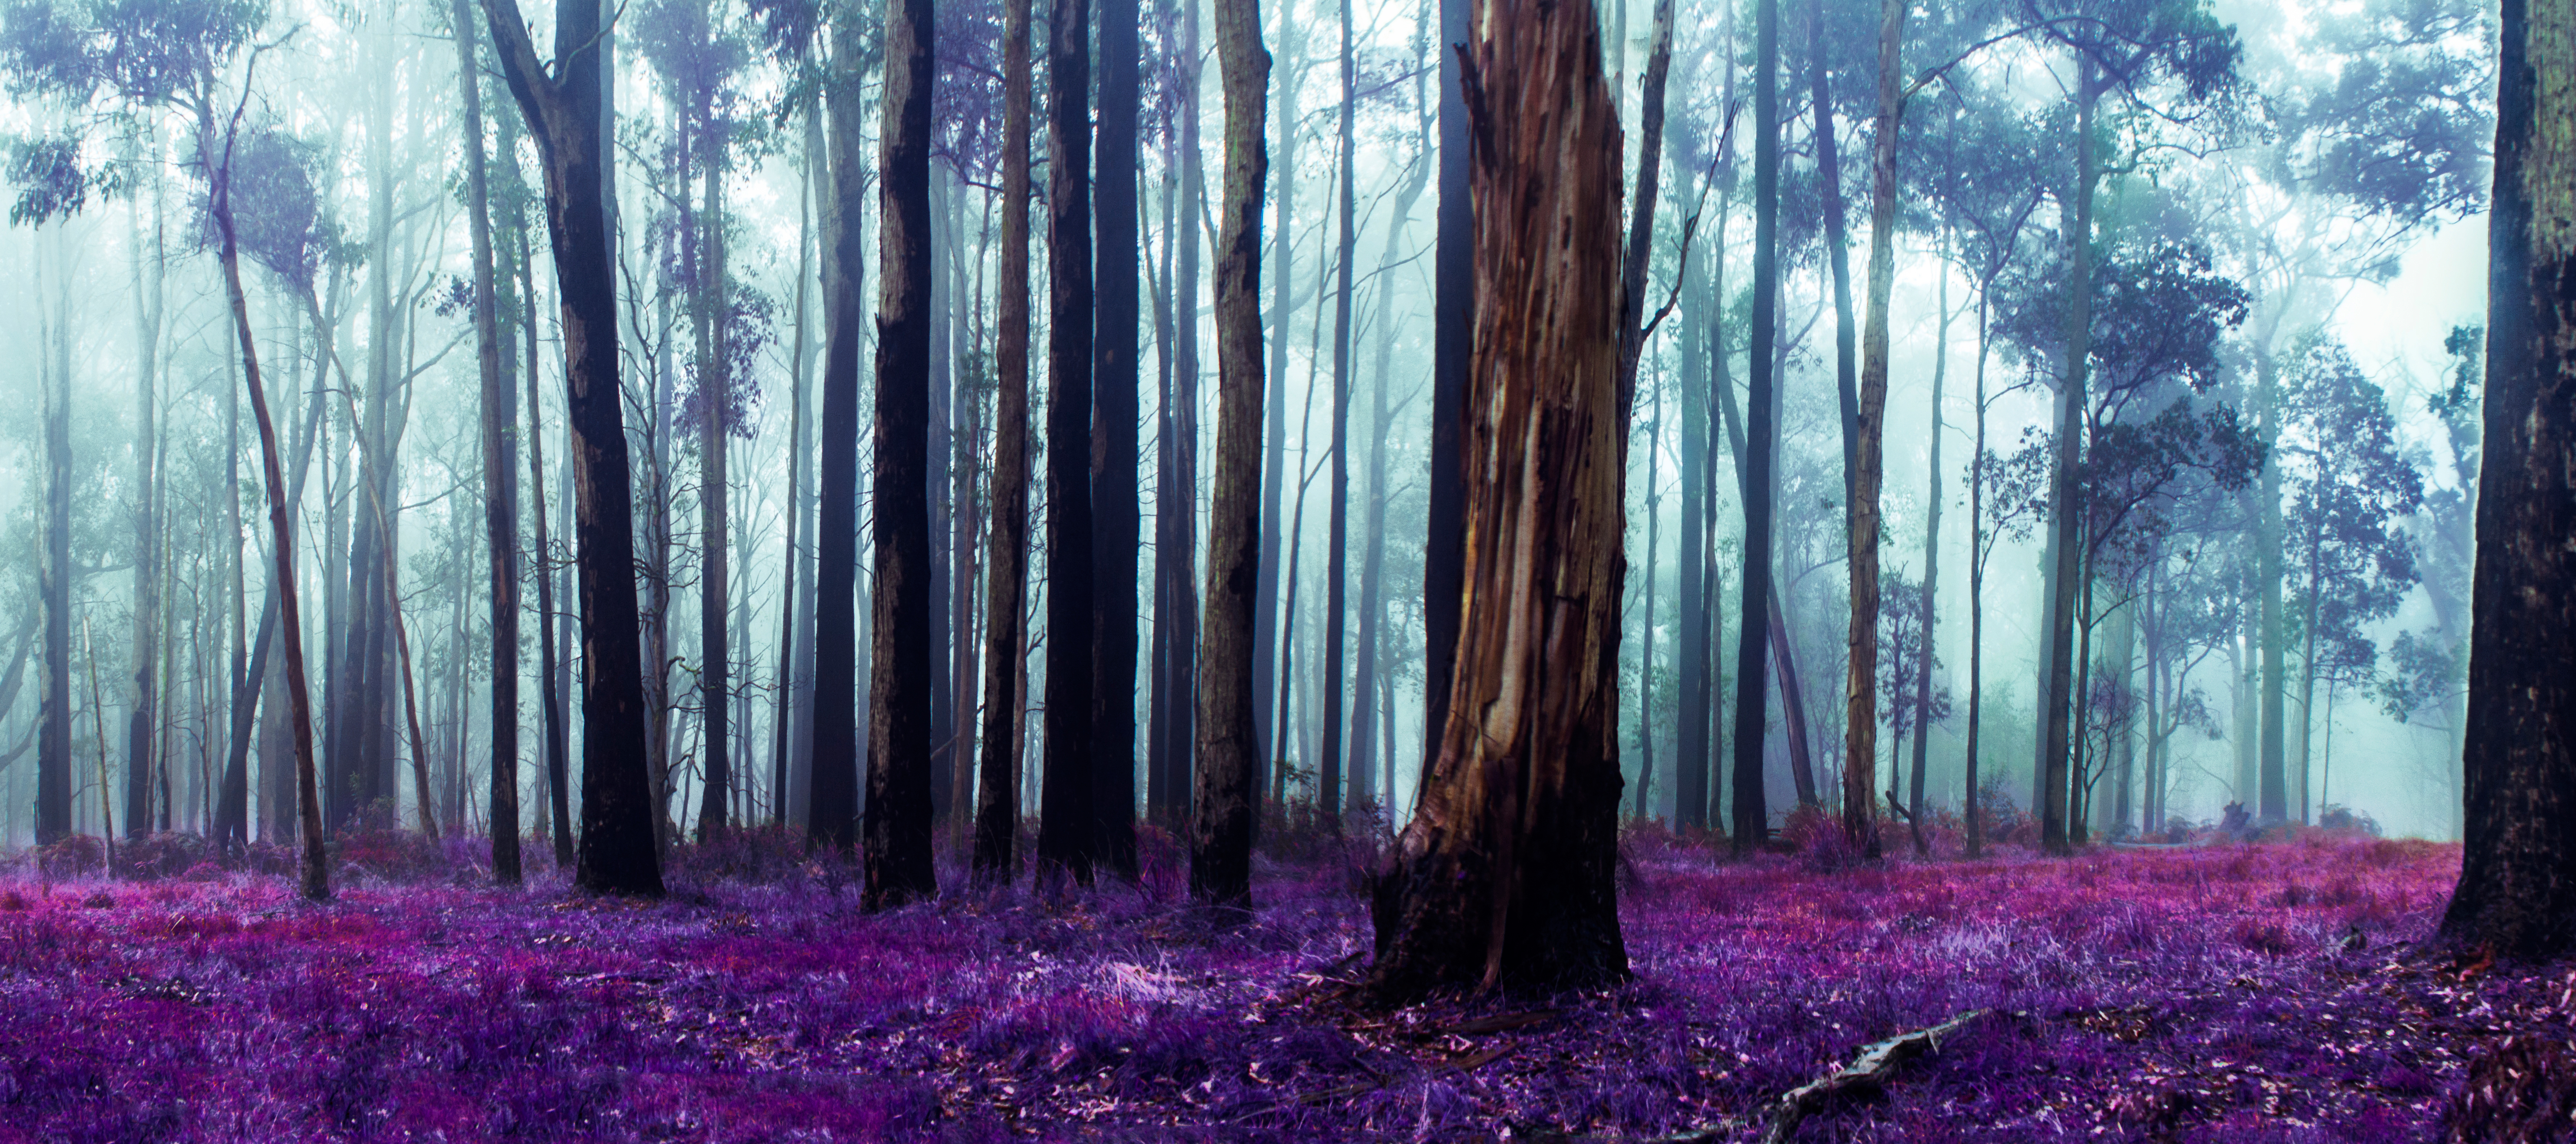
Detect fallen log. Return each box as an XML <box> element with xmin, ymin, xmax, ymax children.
<box><xmin>1757</xmin><ymin>1009</ymin><xmax>1986</xmax><ymax>1144</ymax></box>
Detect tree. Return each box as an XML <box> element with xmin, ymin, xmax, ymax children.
<box><xmin>2440</xmin><ymin>0</ymin><xmax>2576</xmax><ymax>957</ymax></box>
<box><xmin>450</xmin><ymin>0</ymin><xmax>521</xmax><ymax>883</ymax></box>
<box><xmin>976</xmin><ymin>0</ymin><xmax>1037</xmax><ymax>880</ymax></box>
<box><xmin>1731</xmin><ymin>0</ymin><xmax>1785</xmax><ymax>853</ymax></box>
<box><xmin>1317</xmin><ymin>0</ymin><xmax>1358</xmax><ymax>829</ymax></box>
<box><xmin>809</xmin><ymin>0</ymin><xmax>872</xmax><ymax>855</ymax></box>
<box><xmin>1094</xmin><ymin>0</ymin><xmax>1144</xmax><ymax>876</ymax></box>
<box><xmin>1039</xmin><ymin>0</ymin><xmax>1099</xmax><ymax>882</ymax></box>
<box><xmin>1191</xmin><ymin>0</ymin><xmax>1272</xmax><ymax>908</ymax></box>
<box><xmin>866</xmin><ymin>0</ymin><xmax>938</xmax><ymax>908</ymax></box>
<box><xmin>480</xmin><ymin>0</ymin><xmax>665</xmax><ymax>896</ymax></box>
<box><xmin>1422</xmin><ymin>0</ymin><xmax>1469</xmax><ymax>781</ymax></box>
<box><xmin>1366</xmin><ymin>0</ymin><xmax>1627</xmax><ymax>1000</ymax></box>
<box><xmin>1840</xmin><ymin>0</ymin><xmax>1906</xmax><ymax>859</ymax></box>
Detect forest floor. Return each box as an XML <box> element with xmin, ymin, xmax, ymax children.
<box><xmin>0</xmin><ymin>824</ymin><xmax>2552</xmax><ymax>1142</ymax></box>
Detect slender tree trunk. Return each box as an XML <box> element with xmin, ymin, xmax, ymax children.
<box><xmin>2256</xmin><ymin>350</ymin><xmax>2288</xmax><ymax>821</ymax></box>
<box><xmin>696</xmin><ymin>155</ymin><xmax>733</xmax><ymax>842</ymax></box>
<box><xmin>1907</xmin><ymin>226</ymin><xmax>1950</xmax><ymax>856</ymax></box>
<box><xmin>33</xmin><ymin>240</ymin><xmax>71</xmax><ymax>847</ymax></box>
<box><xmin>1965</xmin><ymin>289</ymin><xmax>1991</xmax><ymax>856</ymax></box>
<box><xmin>865</xmin><ymin>0</ymin><xmax>938</xmax><ymax>908</ymax></box>
<box><xmin>1732</xmin><ymin>0</ymin><xmax>1783</xmax><ymax>853</ymax></box>
<box><xmin>774</xmin><ymin>105</ymin><xmax>819</xmax><ymax>831</ymax></box>
<box><xmin>1257</xmin><ymin>9</ymin><xmax>1307</xmax><ymax>783</ymax></box>
<box><xmin>125</xmin><ymin>191</ymin><xmax>164</xmax><ymax>842</ymax></box>
<box><xmin>517</xmin><ymin>194</ymin><xmax>575</xmax><ymax>866</ymax></box>
<box><xmin>1318</xmin><ymin>0</ymin><xmax>1358</xmax><ymax>829</ymax></box>
<box><xmin>1039</xmin><ymin>0</ymin><xmax>1100</xmax><ymax>882</ymax></box>
<box><xmin>1168</xmin><ymin>0</ymin><xmax>1205</xmax><ymax>827</ymax></box>
<box><xmin>1094</xmin><ymin>0</ymin><xmax>1144</xmax><ymax>875</ymax></box>
<box><xmin>2038</xmin><ymin>68</ymin><xmax>2096</xmax><ymax>857</ymax></box>
<box><xmin>454</xmin><ymin>0</ymin><xmax>519</xmax><ymax>878</ymax></box>
<box><xmin>1842</xmin><ymin>0</ymin><xmax>1904</xmax><ymax>859</ymax></box>
<box><xmin>1615</xmin><ymin>0</ymin><xmax>1674</xmax><ymax>415</ymax></box>
<box><xmin>1638</xmin><ymin>389</ymin><xmax>1661</xmax><ymax>823</ymax></box>
<box><xmin>481</xmin><ymin>0</ymin><xmax>665</xmax><ymax>896</ymax></box>
<box><xmin>1190</xmin><ymin>0</ymin><xmax>1271</xmax><ymax>907</ymax></box>
<box><xmin>1350</xmin><ymin>112</ymin><xmax>1430</xmax><ymax>820</ymax></box>
<box><xmin>1810</xmin><ymin>2</ymin><xmax>1860</xmax><ymax>517</ymax></box>
<box><xmin>810</xmin><ymin>8</ymin><xmax>872</xmax><ymax>854</ymax></box>
<box><xmin>976</xmin><ymin>0</ymin><xmax>1037</xmax><ymax>879</ymax></box>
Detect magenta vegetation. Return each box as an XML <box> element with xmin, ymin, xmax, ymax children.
<box><xmin>0</xmin><ymin>833</ymin><xmax>2541</xmax><ymax>1141</ymax></box>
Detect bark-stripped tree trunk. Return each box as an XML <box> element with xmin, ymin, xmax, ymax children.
<box><xmin>1732</xmin><ymin>0</ymin><xmax>1784</xmax><ymax>854</ymax></box>
<box><xmin>1039</xmin><ymin>0</ymin><xmax>1100</xmax><ymax>882</ymax></box>
<box><xmin>976</xmin><ymin>0</ymin><xmax>1037</xmax><ymax>879</ymax></box>
<box><xmin>2440</xmin><ymin>0</ymin><xmax>2576</xmax><ymax>959</ymax></box>
<box><xmin>1365</xmin><ymin>0</ymin><xmax>1628</xmax><ymax>1000</ymax></box>
<box><xmin>1093</xmin><ymin>0</ymin><xmax>1144</xmax><ymax>875</ymax></box>
<box><xmin>453</xmin><ymin>0</ymin><xmax>519</xmax><ymax>881</ymax></box>
<box><xmin>480</xmin><ymin>0</ymin><xmax>664</xmax><ymax>896</ymax></box>
<box><xmin>810</xmin><ymin>7</ymin><xmax>871</xmax><ymax>854</ymax></box>
<box><xmin>1843</xmin><ymin>0</ymin><xmax>1904</xmax><ymax>860</ymax></box>
<box><xmin>865</xmin><ymin>0</ymin><xmax>938</xmax><ymax>908</ymax></box>
<box><xmin>1190</xmin><ymin>0</ymin><xmax>1271</xmax><ymax>907</ymax></box>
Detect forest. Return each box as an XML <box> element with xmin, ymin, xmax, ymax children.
<box><xmin>0</xmin><ymin>0</ymin><xmax>2572</xmax><ymax>1136</ymax></box>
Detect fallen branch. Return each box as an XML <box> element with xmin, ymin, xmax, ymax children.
<box><xmin>1758</xmin><ymin>1009</ymin><xmax>1986</xmax><ymax>1144</ymax></box>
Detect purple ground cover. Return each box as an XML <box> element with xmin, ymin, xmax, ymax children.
<box><xmin>0</xmin><ymin>827</ymin><xmax>2541</xmax><ymax>1142</ymax></box>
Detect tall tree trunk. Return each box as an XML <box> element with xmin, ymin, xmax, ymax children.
<box><xmin>2038</xmin><ymin>66</ymin><xmax>2096</xmax><ymax>857</ymax></box>
<box><xmin>481</xmin><ymin>0</ymin><xmax>665</xmax><ymax>896</ymax></box>
<box><xmin>1965</xmin><ymin>289</ymin><xmax>1992</xmax><ymax>855</ymax></box>
<box><xmin>2255</xmin><ymin>347</ymin><xmax>2289</xmax><ymax>821</ymax></box>
<box><xmin>1039</xmin><ymin>0</ymin><xmax>1100</xmax><ymax>882</ymax></box>
<box><xmin>696</xmin><ymin>155</ymin><xmax>733</xmax><ymax>842</ymax></box>
<box><xmin>976</xmin><ymin>0</ymin><xmax>1037</xmax><ymax>879</ymax></box>
<box><xmin>865</xmin><ymin>0</ymin><xmax>938</xmax><ymax>908</ymax></box>
<box><xmin>454</xmin><ymin>0</ymin><xmax>520</xmax><ymax>880</ymax></box>
<box><xmin>518</xmin><ymin>195</ymin><xmax>575</xmax><ymax>866</ymax></box>
<box><xmin>1906</xmin><ymin>225</ymin><xmax>1949</xmax><ymax>856</ymax></box>
<box><xmin>1365</xmin><ymin>0</ymin><xmax>1628</xmax><ymax>1000</ymax></box>
<box><xmin>810</xmin><ymin>8</ymin><xmax>872</xmax><ymax>854</ymax></box>
<box><xmin>1672</xmin><ymin>142</ymin><xmax>1709</xmax><ymax>833</ymax></box>
<box><xmin>1093</xmin><ymin>0</ymin><xmax>1143</xmax><ymax>875</ymax></box>
<box><xmin>1638</xmin><ymin>388</ymin><xmax>1661</xmax><ymax>822</ymax></box>
<box><xmin>774</xmin><ymin>105</ymin><xmax>820</xmax><ymax>831</ymax></box>
<box><xmin>33</xmin><ymin>241</ymin><xmax>71</xmax><ymax>847</ymax></box>
<box><xmin>1161</xmin><ymin>0</ymin><xmax>1206</xmax><ymax>828</ymax></box>
<box><xmin>1843</xmin><ymin>0</ymin><xmax>1904</xmax><ymax>859</ymax></box>
<box><xmin>1732</xmin><ymin>0</ymin><xmax>1783</xmax><ymax>852</ymax></box>
<box><xmin>126</xmin><ymin>190</ymin><xmax>164</xmax><ymax>841</ymax></box>
<box><xmin>1809</xmin><ymin>1</ymin><xmax>1860</xmax><ymax>516</ymax></box>
<box><xmin>1615</xmin><ymin>0</ymin><xmax>1674</xmax><ymax>415</ymax></box>
<box><xmin>200</xmin><ymin>102</ymin><xmax>330</xmax><ymax>900</ymax></box>
<box><xmin>1318</xmin><ymin>0</ymin><xmax>1358</xmax><ymax>829</ymax></box>
<box><xmin>1257</xmin><ymin>8</ymin><xmax>1307</xmax><ymax>784</ymax></box>
<box><xmin>1190</xmin><ymin>0</ymin><xmax>1271</xmax><ymax>907</ymax></box>
<box><xmin>1351</xmin><ymin>108</ymin><xmax>1431</xmax><ymax>820</ymax></box>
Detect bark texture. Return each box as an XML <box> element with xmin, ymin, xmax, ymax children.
<box><xmin>975</xmin><ymin>0</ymin><xmax>1036</xmax><ymax>879</ymax></box>
<box><xmin>2439</xmin><ymin>0</ymin><xmax>2576</xmax><ymax>959</ymax></box>
<box><xmin>1366</xmin><ymin>0</ymin><xmax>1630</xmax><ymax>1000</ymax></box>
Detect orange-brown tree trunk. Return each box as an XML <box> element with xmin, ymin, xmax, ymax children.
<box><xmin>1365</xmin><ymin>0</ymin><xmax>1629</xmax><ymax>1001</ymax></box>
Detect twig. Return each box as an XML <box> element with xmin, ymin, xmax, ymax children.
<box><xmin>1758</xmin><ymin>1009</ymin><xmax>1986</xmax><ymax>1144</ymax></box>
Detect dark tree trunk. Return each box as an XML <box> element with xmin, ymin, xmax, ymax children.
<box><xmin>865</xmin><ymin>0</ymin><xmax>939</xmax><ymax>907</ymax></box>
<box><xmin>518</xmin><ymin>200</ymin><xmax>575</xmax><ymax>867</ymax></box>
<box><xmin>809</xmin><ymin>8</ymin><xmax>872</xmax><ymax>854</ymax></box>
<box><xmin>481</xmin><ymin>0</ymin><xmax>664</xmax><ymax>897</ymax></box>
<box><xmin>1615</xmin><ymin>0</ymin><xmax>1674</xmax><ymax>415</ymax></box>
<box><xmin>1731</xmin><ymin>0</ymin><xmax>1783</xmax><ymax>853</ymax></box>
<box><xmin>696</xmin><ymin>158</ymin><xmax>733</xmax><ymax>843</ymax></box>
<box><xmin>1365</xmin><ymin>0</ymin><xmax>1628</xmax><ymax>1000</ymax></box>
<box><xmin>976</xmin><ymin>0</ymin><xmax>1037</xmax><ymax>879</ymax></box>
<box><xmin>1423</xmin><ymin>0</ymin><xmax>1469</xmax><ymax>774</ymax></box>
<box><xmin>1093</xmin><ymin>0</ymin><xmax>1143</xmax><ymax>875</ymax></box>
<box><xmin>1809</xmin><ymin>0</ymin><xmax>1860</xmax><ymax>518</ymax></box>
<box><xmin>454</xmin><ymin>0</ymin><xmax>521</xmax><ymax>882</ymax></box>
<box><xmin>1189</xmin><ymin>0</ymin><xmax>1270</xmax><ymax>907</ymax></box>
<box><xmin>2440</xmin><ymin>0</ymin><xmax>2576</xmax><ymax>959</ymax></box>
<box><xmin>1318</xmin><ymin>0</ymin><xmax>1359</xmax><ymax>829</ymax></box>
<box><xmin>1039</xmin><ymin>0</ymin><xmax>1099</xmax><ymax>882</ymax></box>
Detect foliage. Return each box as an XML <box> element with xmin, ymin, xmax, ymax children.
<box><xmin>0</xmin><ymin>838</ymin><xmax>2512</xmax><ymax>1139</ymax></box>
